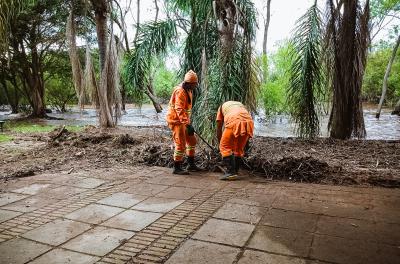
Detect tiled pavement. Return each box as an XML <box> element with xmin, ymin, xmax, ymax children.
<box><xmin>0</xmin><ymin>167</ymin><xmax>399</xmax><ymax>264</ymax></box>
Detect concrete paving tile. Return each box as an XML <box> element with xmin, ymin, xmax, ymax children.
<box><xmin>313</xmin><ymin>190</ymin><xmax>372</xmax><ymax>205</ymax></box>
<box><xmin>310</xmin><ymin>234</ymin><xmax>379</xmax><ymax>264</ymax></box>
<box><xmin>66</xmin><ymin>177</ymin><xmax>106</xmax><ymax>189</ymax></box>
<box><xmin>319</xmin><ymin>201</ymin><xmax>375</xmax><ymax>221</ymax></box>
<box><xmin>237</xmin><ymin>250</ymin><xmax>308</xmax><ymax>264</ymax></box>
<box><xmin>131</xmin><ymin>197</ymin><xmax>184</xmax><ymax>213</ymax></box>
<box><xmin>0</xmin><ymin>192</ymin><xmax>29</xmax><ymax>206</ymax></box>
<box><xmin>192</xmin><ymin>218</ymin><xmax>254</xmax><ymax>247</ymax></box>
<box><xmin>65</xmin><ymin>204</ymin><xmax>124</xmax><ymax>224</ymax></box>
<box><xmin>125</xmin><ymin>183</ymin><xmax>169</xmax><ymax>196</ymax></box>
<box><xmin>315</xmin><ymin>215</ymin><xmax>376</xmax><ymax>241</ymax></box>
<box><xmin>145</xmin><ymin>176</ymin><xmax>183</xmax><ymax>186</ymax></box>
<box><xmin>12</xmin><ymin>184</ymin><xmax>51</xmax><ymax>195</ymax></box>
<box><xmin>228</xmin><ymin>192</ymin><xmax>275</xmax><ymax>207</ymax></box>
<box><xmin>166</xmin><ymin>239</ymin><xmax>240</xmax><ymax>264</ymax></box>
<box><xmin>102</xmin><ymin>209</ymin><xmax>162</xmax><ymax>231</ymax></box>
<box><xmin>373</xmin><ymin>206</ymin><xmax>400</xmax><ymax>224</ymax></box>
<box><xmin>260</xmin><ymin>209</ymin><xmax>318</xmax><ymax>232</ymax></box>
<box><xmin>156</xmin><ymin>186</ymin><xmax>202</xmax><ymax>200</ymax></box>
<box><xmin>97</xmin><ymin>193</ymin><xmax>147</xmax><ymax>208</ymax></box>
<box><xmin>272</xmin><ymin>196</ymin><xmax>323</xmax><ymax>215</ymax></box>
<box><xmin>2</xmin><ymin>195</ymin><xmax>57</xmax><ymax>212</ymax></box>
<box><xmin>374</xmin><ymin>222</ymin><xmax>400</xmax><ymax>245</ymax></box>
<box><xmin>0</xmin><ymin>238</ymin><xmax>51</xmax><ymax>264</ymax></box>
<box><xmin>22</xmin><ymin>218</ymin><xmax>92</xmax><ymax>246</ymax></box>
<box><xmin>30</xmin><ymin>248</ymin><xmax>100</xmax><ymax>264</ymax></box>
<box><xmin>40</xmin><ymin>186</ymin><xmax>87</xmax><ymax>199</ymax></box>
<box><xmin>62</xmin><ymin>226</ymin><xmax>134</xmax><ymax>256</ymax></box>
<box><xmin>247</xmin><ymin>226</ymin><xmax>313</xmax><ymax>257</ymax></box>
<box><xmin>213</xmin><ymin>203</ymin><xmax>264</xmax><ymax>224</ymax></box>
<box><xmin>174</xmin><ymin>178</ymin><xmax>226</xmax><ymax>189</ymax></box>
<box><xmin>0</xmin><ymin>209</ymin><xmax>22</xmax><ymax>223</ymax></box>
<box><xmin>375</xmin><ymin>244</ymin><xmax>400</xmax><ymax>264</ymax></box>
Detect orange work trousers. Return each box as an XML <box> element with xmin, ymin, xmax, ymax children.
<box><xmin>170</xmin><ymin>124</ymin><xmax>196</xmax><ymax>161</ymax></box>
<box><xmin>220</xmin><ymin>127</ymin><xmax>249</xmax><ymax>157</ymax></box>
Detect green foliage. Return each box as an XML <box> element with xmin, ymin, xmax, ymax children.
<box><xmin>44</xmin><ymin>51</ymin><xmax>77</xmax><ymax>112</ymax></box>
<box><xmin>371</xmin><ymin>0</ymin><xmax>400</xmax><ymax>19</ymax></box>
<box><xmin>46</xmin><ymin>78</ymin><xmax>76</xmax><ymax>112</ymax></box>
<box><xmin>153</xmin><ymin>66</ymin><xmax>177</xmax><ymax>102</ymax></box>
<box><xmin>260</xmin><ymin>42</ymin><xmax>294</xmax><ymax>117</ymax></box>
<box><xmin>287</xmin><ymin>1</ymin><xmax>324</xmax><ymax>138</ymax></box>
<box><xmin>5</xmin><ymin>121</ymin><xmax>83</xmax><ymax>133</ymax></box>
<box><xmin>363</xmin><ymin>47</ymin><xmax>400</xmax><ymax>104</ymax></box>
<box><xmin>124</xmin><ymin>19</ymin><xmax>178</xmax><ymax>97</ymax></box>
<box><xmin>0</xmin><ymin>134</ymin><xmax>13</xmax><ymax>142</ymax></box>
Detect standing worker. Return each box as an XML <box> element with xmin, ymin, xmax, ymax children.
<box><xmin>216</xmin><ymin>101</ymin><xmax>254</xmax><ymax>180</ymax></box>
<box><xmin>166</xmin><ymin>70</ymin><xmax>202</xmax><ymax>175</ymax></box>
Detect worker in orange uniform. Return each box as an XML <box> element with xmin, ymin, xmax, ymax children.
<box><xmin>216</xmin><ymin>101</ymin><xmax>254</xmax><ymax>180</ymax></box>
<box><xmin>166</xmin><ymin>70</ymin><xmax>202</xmax><ymax>175</ymax></box>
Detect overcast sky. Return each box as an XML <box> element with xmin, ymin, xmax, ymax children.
<box><xmin>119</xmin><ymin>0</ymin><xmax>396</xmax><ymax>59</ymax></box>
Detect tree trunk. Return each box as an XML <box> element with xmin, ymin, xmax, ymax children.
<box><xmin>30</xmin><ymin>81</ymin><xmax>46</xmax><ymax>117</ymax></box>
<box><xmin>145</xmin><ymin>88</ymin><xmax>162</xmax><ymax>114</ymax></box>
<box><xmin>134</xmin><ymin>0</ymin><xmax>140</xmax><ymax>44</ymax></box>
<box><xmin>145</xmin><ymin>76</ymin><xmax>162</xmax><ymax>113</ymax></box>
<box><xmin>92</xmin><ymin>0</ymin><xmax>115</xmax><ymax>127</ymax></box>
<box><xmin>93</xmin><ymin>1</ymin><xmax>108</xmax><ymax>71</ymax></box>
<box><xmin>329</xmin><ymin>0</ymin><xmax>368</xmax><ymax>139</ymax></box>
<box><xmin>121</xmin><ymin>82</ymin><xmax>127</xmax><ymax>112</ymax></box>
<box><xmin>214</xmin><ymin>0</ymin><xmax>236</xmax><ymax>57</ymax></box>
<box><xmin>27</xmin><ymin>43</ymin><xmax>46</xmax><ymax>118</ymax></box>
<box><xmin>0</xmin><ymin>79</ymin><xmax>19</xmax><ymax>113</ymax></box>
<box><xmin>376</xmin><ymin>34</ymin><xmax>400</xmax><ymax>118</ymax></box>
<box><xmin>392</xmin><ymin>98</ymin><xmax>400</xmax><ymax>115</ymax></box>
<box><xmin>262</xmin><ymin>0</ymin><xmax>272</xmax><ymax>56</ymax></box>
<box><xmin>154</xmin><ymin>0</ymin><xmax>159</xmax><ymax>22</ymax></box>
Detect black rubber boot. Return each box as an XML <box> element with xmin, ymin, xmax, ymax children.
<box><xmin>187</xmin><ymin>156</ymin><xmax>203</xmax><ymax>172</ymax></box>
<box><xmin>219</xmin><ymin>155</ymin><xmax>238</xmax><ymax>181</ymax></box>
<box><xmin>173</xmin><ymin>161</ymin><xmax>190</xmax><ymax>175</ymax></box>
<box><xmin>234</xmin><ymin>156</ymin><xmax>241</xmax><ymax>174</ymax></box>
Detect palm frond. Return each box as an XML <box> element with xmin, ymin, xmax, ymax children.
<box><xmin>124</xmin><ymin>19</ymin><xmax>178</xmax><ymax>96</ymax></box>
<box><xmin>287</xmin><ymin>1</ymin><xmax>324</xmax><ymax>138</ymax></box>
<box><xmin>193</xmin><ymin>39</ymin><xmax>260</xmax><ymax>143</ymax></box>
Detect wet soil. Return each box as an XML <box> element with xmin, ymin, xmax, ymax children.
<box><xmin>0</xmin><ymin>126</ymin><xmax>399</xmax><ymax>188</ymax></box>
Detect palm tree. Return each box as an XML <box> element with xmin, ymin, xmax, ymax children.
<box><xmin>124</xmin><ymin>0</ymin><xmax>260</xmax><ymax>141</ymax></box>
<box><xmin>67</xmin><ymin>0</ymin><xmax>121</xmax><ymax>127</ymax></box>
<box><xmin>288</xmin><ymin>0</ymin><xmax>370</xmax><ymax>139</ymax></box>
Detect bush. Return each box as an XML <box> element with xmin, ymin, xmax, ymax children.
<box><xmin>260</xmin><ymin>41</ymin><xmax>293</xmax><ymax>117</ymax></box>
<box><xmin>46</xmin><ymin>78</ymin><xmax>76</xmax><ymax>112</ymax></box>
<box><xmin>154</xmin><ymin>66</ymin><xmax>178</xmax><ymax>103</ymax></box>
<box><xmin>363</xmin><ymin>47</ymin><xmax>400</xmax><ymax>105</ymax></box>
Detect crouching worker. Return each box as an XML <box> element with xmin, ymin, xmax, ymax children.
<box><xmin>216</xmin><ymin>101</ymin><xmax>254</xmax><ymax>180</ymax></box>
<box><xmin>166</xmin><ymin>70</ymin><xmax>202</xmax><ymax>175</ymax></box>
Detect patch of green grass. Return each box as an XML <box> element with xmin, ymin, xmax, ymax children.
<box><xmin>0</xmin><ymin>134</ymin><xmax>13</xmax><ymax>143</ymax></box>
<box><xmin>5</xmin><ymin>121</ymin><xmax>84</xmax><ymax>134</ymax></box>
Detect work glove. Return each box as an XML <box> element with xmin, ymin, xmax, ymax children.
<box><xmin>186</xmin><ymin>124</ymin><xmax>195</xmax><ymax>136</ymax></box>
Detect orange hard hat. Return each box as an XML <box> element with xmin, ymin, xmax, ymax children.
<box><xmin>184</xmin><ymin>70</ymin><xmax>198</xmax><ymax>83</ymax></box>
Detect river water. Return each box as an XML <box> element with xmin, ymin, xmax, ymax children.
<box><xmin>1</xmin><ymin>104</ymin><xmax>399</xmax><ymax>140</ymax></box>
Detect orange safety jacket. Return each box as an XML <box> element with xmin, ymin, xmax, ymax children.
<box><xmin>166</xmin><ymin>85</ymin><xmax>193</xmax><ymax>125</ymax></box>
<box><xmin>216</xmin><ymin>101</ymin><xmax>254</xmax><ymax>137</ymax></box>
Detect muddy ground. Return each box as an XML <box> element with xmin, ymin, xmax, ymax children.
<box><xmin>0</xmin><ymin>126</ymin><xmax>399</xmax><ymax>188</ymax></box>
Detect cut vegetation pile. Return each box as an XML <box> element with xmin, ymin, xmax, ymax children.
<box><xmin>1</xmin><ymin>127</ymin><xmax>399</xmax><ymax>188</ymax></box>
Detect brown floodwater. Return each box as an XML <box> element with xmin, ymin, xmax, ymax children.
<box><xmin>1</xmin><ymin>104</ymin><xmax>399</xmax><ymax>140</ymax></box>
